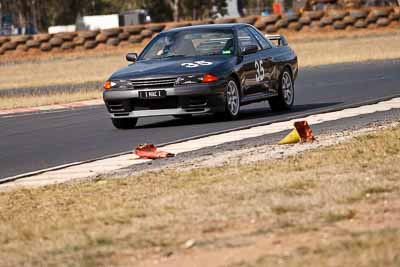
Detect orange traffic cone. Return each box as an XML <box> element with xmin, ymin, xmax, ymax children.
<box><xmin>278</xmin><ymin>120</ymin><xmax>315</xmax><ymax>145</ymax></box>
<box><xmin>135</xmin><ymin>144</ymin><xmax>175</xmax><ymax>159</ymax></box>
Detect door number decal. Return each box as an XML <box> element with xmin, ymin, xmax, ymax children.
<box><xmin>181</xmin><ymin>61</ymin><xmax>213</xmax><ymax>68</ymax></box>
<box><xmin>255</xmin><ymin>60</ymin><xmax>265</xmax><ymax>82</ymax></box>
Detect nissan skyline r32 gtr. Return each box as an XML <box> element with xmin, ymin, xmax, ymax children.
<box><xmin>103</xmin><ymin>23</ymin><xmax>298</xmax><ymax>129</ymax></box>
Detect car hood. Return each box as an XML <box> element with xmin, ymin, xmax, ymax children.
<box><xmin>109</xmin><ymin>56</ymin><xmax>233</xmax><ymax>80</ymax></box>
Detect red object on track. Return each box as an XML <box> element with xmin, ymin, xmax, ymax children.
<box><xmin>135</xmin><ymin>144</ymin><xmax>175</xmax><ymax>159</ymax></box>
<box><xmin>294</xmin><ymin>120</ymin><xmax>315</xmax><ymax>142</ymax></box>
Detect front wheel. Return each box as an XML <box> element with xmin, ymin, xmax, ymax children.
<box><xmin>268</xmin><ymin>69</ymin><xmax>294</xmax><ymax>111</ymax></box>
<box><xmin>111</xmin><ymin>117</ymin><xmax>138</xmax><ymax>129</ymax></box>
<box><xmin>215</xmin><ymin>78</ymin><xmax>240</xmax><ymax>120</ymax></box>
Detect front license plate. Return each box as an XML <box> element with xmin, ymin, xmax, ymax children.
<box><xmin>138</xmin><ymin>90</ymin><xmax>166</xmax><ymax>99</ymax></box>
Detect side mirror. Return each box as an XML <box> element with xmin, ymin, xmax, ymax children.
<box><xmin>241</xmin><ymin>45</ymin><xmax>258</xmax><ymax>55</ymax></box>
<box><xmin>126</xmin><ymin>53</ymin><xmax>138</xmax><ymax>62</ymax></box>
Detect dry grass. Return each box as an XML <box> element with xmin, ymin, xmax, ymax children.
<box><xmin>1</xmin><ymin>123</ymin><xmax>400</xmax><ymax>266</ymax></box>
<box><xmin>0</xmin><ymin>89</ymin><xmax>102</xmax><ymax>110</ymax></box>
<box><xmin>293</xmin><ymin>32</ymin><xmax>400</xmax><ymax>67</ymax></box>
<box><xmin>0</xmin><ymin>55</ymin><xmax>126</xmax><ymax>90</ymax></box>
<box><xmin>233</xmin><ymin>228</ymin><xmax>400</xmax><ymax>267</ymax></box>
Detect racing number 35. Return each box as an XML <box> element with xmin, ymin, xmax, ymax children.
<box><xmin>255</xmin><ymin>60</ymin><xmax>265</xmax><ymax>82</ymax></box>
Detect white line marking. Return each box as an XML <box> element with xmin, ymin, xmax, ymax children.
<box><xmin>2</xmin><ymin>97</ymin><xmax>400</xmax><ymax>189</ymax></box>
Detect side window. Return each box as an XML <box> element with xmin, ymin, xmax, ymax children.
<box><xmin>247</xmin><ymin>27</ymin><xmax>272</xmax><ymax>50</ymax></box>
<box><xmin>237</xmin><ymin>28</ymin><xmax>261</xmax><ymax>51</ymax></box>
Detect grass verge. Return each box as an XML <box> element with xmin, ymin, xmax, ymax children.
<box><xmin>1</xmin><ymin>123</ymin><xmax>399</xmax><ymax>266</ymax></box>
<box><xmin>0</xmin><ymin>89</ymin><xmax>101</xmax><ymax>110</ymax></box>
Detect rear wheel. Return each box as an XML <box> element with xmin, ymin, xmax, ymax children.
<box><xmin>215</xmin><ymin>78</ymin><xmax>240</xmax><ymax>120</ymax></box>
<box><xmin>111</xmin><ymin>117</ymin><xmax>138</xmax><ymax>129</ymax></box>
<box><xmin>268</xmin><ymin>69</ymin><xmax>294</xmax><ymax>111</ymax></box>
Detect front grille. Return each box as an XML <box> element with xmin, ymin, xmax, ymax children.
<box><xmin>114</xmin><ymin>77</ymin><xmax>177</xmax><ymax>90</ymax></box>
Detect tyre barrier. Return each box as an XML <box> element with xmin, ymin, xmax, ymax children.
<box><xmin>55</xmin><ymin>32</ymin><xmax>76</xmax><ymax>41</ymax></box>
<box><xmin>73</xmin><ymin>36</ymin><xmax>86</xmax><ymax>46</ymax></box>
<box><xmin>366</xmin><ymin>13</ymin><xmax>379</xmax><ymax>23</ymax></box>
<box><xmin>265</xmin><ymin>24</ymin><xmax>278</xmax><ymax>33</ymax></box>
<box><xmin>237</xmin><ymin>16</ymin><xmax>258</xmax><ymax>24</ymax></box>
<box><xmin>13</xmin><ymin>35</ymin><xmax>31</xmax><ymax>43</ymax></box>
<box><xmin>106</xmin><ymin>37</ymin><xmax>120</xmax><ymax>46</ymax></box>
<box><xmin>118</xmin><ymin>31</ymin><xmax>130</xmax><ymax>41</ymax></box>
<box><xmin>140</xmin><ymin>29</ymin><xmax>153</xmax><ymax>38</ymax></box>
<box><xmin>191</xmin><ymin>20</ymin><xmax>212</xmax><ymax>26</ymax></box>
<box><xmin>329</xmin><ymin>10</ymin><xmax>348</xmax><ymax>20</ymax></box>
<box><xmin>299</xmin><ymin>16</ymin><xmax>312</xmax><ymax>25</ymax></box>
<box><xmin>61</xmin><ymin>42</ymin><xmax>75</xmax><ymax>50</ymax></box>
<box><xmin>16</xmin><ymin>44</ymin><xmax>28</xmax><ymax>51</ymax></box>
<box><xmin>35</xmin><ymin>34</ymin><xmax>52</xmax><ymax>42</ymax></box>
<box><xmin>215</xmin><ymin>17</ymin><xmax>236</xmax><ymax>24</ymax></box>
<box><xmin>101</xmin><ymin>28</ymin><xmax>121</xmax><ymax>38</ymax></box>
<box><xmin>333</xmin><ymin>20</ymin><xmax>347</xmax><ymax>30</ymax></box>
<box><xmin>254</xmin><ymin>20</ymin><xmax>267</xmax><ymax>30</ymax></box>
<box><xmin>389</xmin><ymin>10</ymin><xmax>400</xmax><ymax>21</ymax></box>
<box><xmin>49</xmin><ymin>37</ymin><xmax>63</xmax><ymax>47</ymax></box>
<box><xmin>354</xmin><ymin>19</ymin><xmax>368</xmax><ymax>28</ymax></box>
<box><xmin>275</xmin><ymin>18</ymin><xmax>289</xmax><ymax>28</ymax></box>
<box><xmin>370</xmin><ymin>7</ymin><xmax>391</xmax><ymax>18</ymax></box>
<box><xmin>282</xmin><ymin>12</ymin><xmax>300</xmax><ymax>22</ymax></box>
<box><xmin>78</xmin><ymin>30</ymin><xmax>99</xmax><ymax>39</ymax></box>
<box><xmin>84</xmin><ymin>40</ymin><xmax>97</xmax><ymax>49</ymax></box>
<box><xmin>40</xmin><ymin>42</ymin><xmax>52</xmax><ymax>52</ymax></box>
<box><xmin>288</xmin><ymin>22</ymin><xmax>302</xmax><ymax>31</ymax></box>
<box><xmin>1</xmin><ymin>7</ymin><xmax>399</xmax><ymax>57</ymax></box>
<box><xmin>0</xmin><ymin>37</ymin><xmax>10</xmax><ymax>45</ymax></box>
<box><xmin>319</xmin><ymin>16</ymin><xmax>334</xmax><ymax>26</ymax></box>
<box><xmin>95</xmin><ymin>33</ymin><xmax>108</xmax><ymax>43</ymax></box>
<box><xmin>26</xmin><ymin>39</ymin><xmax>41</xmax><ymax>48</ymax></box>
<box><xmin>376</xmin><ymin>17</ymin><xmax>390</xmax><ymax>26</ymax></box>
<box><xmin>146</xmin><ymin>24</ymin><xmax>166</xmax><ymax>32</ymax></box>
<box><xmin>303</xmin><ymin>10</ymin><xmax>324</xmax><ymax>20</ymax></box>
<box><xmin>128</xmin><ymin>35</ymin><xmax>144</xmax><ymax>44</ymax></box>
<box><xmin>349</xmin><ymin>9</ymin><xmax>368</xmax><ymax>19</ymax></box>
<box><xmin>124</xmin><ymin>25</ymin><xmax>144</xmax><ymax>34</ymax></box>
<box><xmin>262</xmin><ymin>14</ymin><xmax>280</xmax><ymax>25</ymax></box>
<box><xmin>343</xmin><ymin>15</ymin><xmax>357</xmax><ymax>25</ymax></box>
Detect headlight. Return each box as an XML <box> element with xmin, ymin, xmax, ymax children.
<box><xmin>175</xmin><ymin>75</ymin><xmax>203</xmax><ymax>85</ymax></box>
<box><xmin>175</xmin><ymin>73</ymin><xmax>218</xmax><ymax>85</ymax></box>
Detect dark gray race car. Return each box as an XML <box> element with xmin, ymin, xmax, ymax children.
<box><xmin>103</xmin><ymin>23</ymin><xmax>298</xmax><ymax>129</ymax></box>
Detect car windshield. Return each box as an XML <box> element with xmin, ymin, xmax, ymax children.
<box><xmin>140</xmin><ymin>29</ymin><xmax>235</xmax><ymax>60</ymax></box>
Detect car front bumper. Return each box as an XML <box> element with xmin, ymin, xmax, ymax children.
<box><xmin>103</xmin><ymin>81</ymin><xmax>226</xmax><ymax>118</ymax></box>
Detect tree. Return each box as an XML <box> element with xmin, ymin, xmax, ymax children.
<box><xmin>0</xmin><ymin>0</ymin><xmax>229</xmax><ymax>33</ymax></box>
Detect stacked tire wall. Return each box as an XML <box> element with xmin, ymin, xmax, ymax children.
<box><xmin>0</xmin><ymin>7</ymin><xmax>399</xmax><ymax>56</ymax></box>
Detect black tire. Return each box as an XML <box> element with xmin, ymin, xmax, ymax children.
<box><xmin>268</xmin><ymin>69</ymin><xmax>294</xmax><ymax>111</ymax></box>
<box><xmin>215</xmin><ymin>78</ymin><xmax>240</xmax><ymax>120</ymax></box>
<box><xmin>111</xmin><ymin>118</ymin><xmax>138</xmax><ymax>129</ymax></box>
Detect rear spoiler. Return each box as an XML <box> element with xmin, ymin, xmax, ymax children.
<box><xmin>265</xmin><ymin>34</ymin><xmax>288</xmax><ymax>47</ymax></box>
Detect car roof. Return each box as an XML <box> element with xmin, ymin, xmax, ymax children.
<box><xmin>163</xmin><ymin>23</ymin><xmax>248</xmax><ymax>33</ymax></box>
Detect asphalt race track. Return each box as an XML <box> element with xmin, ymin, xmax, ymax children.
<box><xmin>1</xmin><ymin>59</ymin><xmax>399</xmax><ymax>179</ymax></box>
